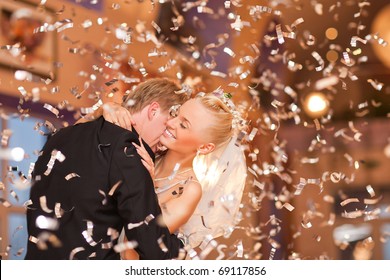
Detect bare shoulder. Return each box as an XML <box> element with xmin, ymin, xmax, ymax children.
<box><xmin>182</xmin><ymin>179</ymin><xmax>202</xmax><ymax>202</ymax></box>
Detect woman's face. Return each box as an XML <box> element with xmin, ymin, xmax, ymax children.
<box><xmin>159</xmin><ymin>99</ymin><xmax>215</xmax><ymax>154</ymax></box>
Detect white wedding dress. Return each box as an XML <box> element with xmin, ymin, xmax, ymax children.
<box><xmin>179</xmin><ymin>136</ymin><xmax>247</xmax><ymax>251</ymax></box>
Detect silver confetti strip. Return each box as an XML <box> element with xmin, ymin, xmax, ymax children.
<box><xmin>44</xmin><ymin>150</ymin><xmax>66</xmax><ymax>176</ymax></box>
<box><xmin>99</xmin><ymin>189</ymin><xmax>107</xmax><ymax>205</ymax></box>
<box><xmin>236</xmin><ymin>240</ymin><xmax>244</xmax><ymax>258</ymax></box>
<box><xmin>157</xmin><ymin>235</ymin><xmax>168</xmax><ymax>252</ymax></box>
<box><xmin>340</xmin><ymin>198</ymin><xmax>359</xmax><ymax>207</ymax></box>
<box><xmin>0</xmin><ymin>198</ymin><xmax>12</xmax><ymax>208</ymax></box>
<box><xmin>127</xmin><ymin>221</ymin><xmax>144</xmax><ymax>230</ymax></box>
<box><xmin>108</xmin><ymin>180</ymin><xmax>122</xmax><ymax>196</ymax></box>
<box><xmin>101</xmin><ymin>242</ymin><xmax>113</xmax><ymax>249</ymax></box>
<box><xmin>39</xmin><ymin>196</ymin><xmax>53</xmax><ymax>213</ymax></box>
<box><xmin>82</xmin><ymin>230</ymin><xmax>100</xmax><ymax>247</ymax></box>
<box><xmin>29</xmin><ymin>235</ymin><xmax>39</xmax><ymax>244</ymax></box>
<box><xmin>69</xmin><ymin>247</ymin><xmax>85</xmax><ymax>260</ymax></box>
<box><xmin>54</xmin><ymin>203</ymin><xmax>63</xmax><ymax>218</ymax></box>
<box><xmin>43</xmin><ymin>103</ymin><xmax>60</xmax><ymax>118</ymax></box>
<box><xmin>65</xmin><ymin>173</ymin><xmax>80</xmax><ymax>181</ymax></box>
<box><xmin>366</xmin><ymin>185</ymin><xmax>375</xmax><ymax>197</ymax></box>
<box><xmin>114</xmin><ymin>240</ymin><xmax>138</xmax><ymax>253</ymax></box>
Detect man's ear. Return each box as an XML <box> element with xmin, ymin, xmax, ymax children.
<box><xmin>197</xmin><ymin>143</ymin><xmax>216</xmax><ymax>155</ymax></box>
<box><xmin>148</xmin><ymin>101</ymin><xmax>160</xmax><ymax>120</ymax></box>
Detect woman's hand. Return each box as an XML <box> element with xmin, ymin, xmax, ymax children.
<box><xmin>102</xmin><ymin>102</ymin><xmax>134</xmax><ymax>130</ymax></box>
<box><xmin>133</xmin><ymin>138</ymin><xmax>155</xmax><ymax>178</ymax></box>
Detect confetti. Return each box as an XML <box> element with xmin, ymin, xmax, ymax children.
<box><xmin>82</xmin><ymin>230</ymin><xmax>100</xmax><ymax>247</ymax></box>
<box><xmin>216</xmin><ymin>244</ymin><xmax>228</xmax><ymax>260</ymax></box>
<box><xmin>363</xmin><ymin>196</ymin><xmax>382</xmax><ymax>205</ymax></box>
<box><xmin>186</xmin><ymin>247</ymin><xmax>200</xmax><ymax>260</ymax></box>
<box><xmin>1</xmin><ymin>129</ymin><xmax>12</xmax><ymax>147</ymax></box>
<box><xmin>366</xmin><ymin>185</ymin><xmax>375</xmax><ymax>197</ymax></box>
<box><xmin>367</xmin><ymin>79</ymin><xmax>384</xmax><ymax>91</ymax></box>
<box><xmin>0</xmin><ymin>0</ymin><xmax>388</xmax><ymax>262</ymax></box>
<box><xmin>282</xmin><ymin>203</ymin><xmax>295</xmax><ymax>212</ymax></box>
<box><xmin>301</xmin><ymin>221</ymin><xmax>312</xmax><ymax>229</ymax></box>
<box><xmin>236</xmin><ymin>240</ymin><xmax>244</xmax><ymax>258</ymax></box>
<box><xmin>342</xmin><ymin>210</ymin><xmax>363</xmax><ymax>219</ymax></box>
<box><xmin>275</xmin><ymin>24</ymin><xmax>285</xmax><ymax>44</ymax></box>
<box><xmin>55</xmin><ymin>19</ymin><xmax>74</xmax><ymax>33</ymax></box>
<box><xmin>23</xmin><ymin>200</ymin><xmax>34</xmax><ymax>209</ymax></box>
<box><xmin>28</xmin><ymin>235</ymin><xmax>39</xmax><ymax>244</ymax></box>
<box><xmin>108</xmin><ymin>180</ymin><xmax>122</xmax><ymax>196</ymax></box>
<box><xmin>199</xmin><ymin>236</ymin><xmax>218</xmax><ymax>259</ymax></box>
<box><xmin>223</xmin><ymin>47</ymin><xmax>235</xmax><ymax>57</ymax></box>
<box><xmin>54</xmin><ymin>203</ymin><xmax>63</xmax><ymax>218</ymax></box>
<box><xmin>39</xmin><ymin>196</ymin><xmax>53</xmax><ymax>213</ymax></box>
<box><xmin>157</xmin><ymin>235</ymin><xmax>169</xmax><ymax>253</ymax></box>
<box><xmin>127</xmin><ymin>214</ymin><xmax>155</xmax><ymax>230</ymax></box>
<box><xmin>230</xmin><ymin>16</ymin><xmax>244</xmax><ymax>31</ymax></box>
<box><xmin>315</xmin><ymin>76</ymin><xmax>339</xmax><ymax>90</ymax></box>
<box><xmin>113</xmin><ymin>240</ymin><xmax>138</xmax><ymax>253</ymax></box>
<box><xmin>312</xmin><ymin>51</ymin><xmax>324</xmax><ymax>71</ymax></box>
<box><xmin>99</xmin><ymin>189</ymin><xmax>107</xmax><ymax>205</ymax></box>
<box><xmin>0</xmin><ymin>198</ymin><xmax>12</xmax><ymax>208</ymax></box>
<box><xmin>340</xmin><ymin>198</ymin><xmax>359</xmax><ymax>207</ymax></box>
<box><xmin>44</xmin><ymin>150</ymin><xmax>66</xmax><ymax>176</ymax></box>
<box><xmin>269</xmin><ymin>247</ymin><xmax>276</xmax><ymax>260</ymax></box>
<box><xmin>9</xmin><ymin>190</ymin><xmax>19</xmax><ymax>202</ymax></box>
<box><xmin>210</xmin><ymin>71</ymin><xmax>227</xmax><ymax>78</ymax></box>
<box><xmin>65</xmin><ymin>173</ymin><xmax>80</xmax><ymax>181</ymax></box>
<box><xmin>69</xmin><ymin>247</ymin><xmax>85</xmax><ymax>260</ymax></box>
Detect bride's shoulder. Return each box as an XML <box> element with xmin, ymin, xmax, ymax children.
<box><xmin>183</xmin><ymin>178</ymin><xmax>202</xmax><ymax>200</ymax></box>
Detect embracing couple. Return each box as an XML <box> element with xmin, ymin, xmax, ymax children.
<box><xmin>25</xmin><ymin>78</ymin><xmax>247</xmax><ymax>260</ymax></box>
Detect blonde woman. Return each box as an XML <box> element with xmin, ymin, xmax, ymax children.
<box><xmin>99</xmin><ymin>93</ymin><xmax>247</xmax><ymax>259</ymax></box>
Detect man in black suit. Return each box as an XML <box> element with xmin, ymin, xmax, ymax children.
<box><xmin>25</xmin><ymin>78</ymin><xmax>189</xmax><ymax>260</ymax></box>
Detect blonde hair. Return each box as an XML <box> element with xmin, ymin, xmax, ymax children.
<box><xmin>198</xmin><ymin>94</ymin><xmax>234</xmax><ymax>147</ymax></box>
<box><xmin>123</xmin><ymin>78</ymin><xmax>189</xmax><ymax>113</ymax></box>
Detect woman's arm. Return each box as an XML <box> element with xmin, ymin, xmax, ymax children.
<box><xmin>75</xmin><ymin>102</ymin><xmax>134</xmax><ymax>130</ymax></box>
<box><xmin>135</xmin><ymin>145</ymin><xmax>201</xmax><ymax>234</ymax></box>
<box><xmin>160</xmin><ymin>181</ymin><xmax>202</xmax><ymax>234</ymax></box>
<box><xmin>74</xmin><ymin>106</ymin><xmax>104</xmax><ymax>124</ymax></box>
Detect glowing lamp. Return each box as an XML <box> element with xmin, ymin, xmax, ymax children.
<box><xmin>304</xmin><ymin>92</ymin><xmax>329</xmax><ymax>118</ymax></box>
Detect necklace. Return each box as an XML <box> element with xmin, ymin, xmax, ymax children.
<box><xmin>154</xmin><ymin>168</ymin><xmax>193</xmax><ymax>182</ymax></box>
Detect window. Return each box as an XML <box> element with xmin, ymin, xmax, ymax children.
<box><xmin>0</xmin><ymin>102</ymin><xmax>55</xmax><ymax>259</ymax></box>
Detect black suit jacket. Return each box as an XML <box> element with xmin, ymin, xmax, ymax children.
<box><xmin>25</xmin><ymin>117</ymin><xmax>182</xmax><ymax>259</ymax></box>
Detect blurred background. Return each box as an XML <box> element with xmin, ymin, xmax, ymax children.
<box><xmin>0</xmin><ymin>0</ymin><xmax>389</xmax><ymax>260</ymax></box>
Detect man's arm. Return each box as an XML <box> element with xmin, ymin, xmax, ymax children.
<box><xmin>110</xmin><ymin>131</ymin><xmax>183</xmax><ymax>259</ymax></box>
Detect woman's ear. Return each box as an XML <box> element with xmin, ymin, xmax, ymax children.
<box><xmin>197</xmin><ymin>143</ymin><xmax>216</xmax><ymax>155</ymax></box>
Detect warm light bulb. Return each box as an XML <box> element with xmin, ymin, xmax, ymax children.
<box><xmin>304</xmin><ymin>92</ymin><xmax>329</xmax><ymax>118</ymax></box>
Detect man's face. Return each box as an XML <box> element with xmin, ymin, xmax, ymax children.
<box><xmin>145</xmin><ymin>110</ymin><xmax>170</xmax><ymax>152</ymax></box>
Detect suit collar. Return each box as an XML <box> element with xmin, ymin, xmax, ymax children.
<box><xmin>96</xmin><ymin>117</ymin><xmax>155</xmax><ymax>161</ymax></box>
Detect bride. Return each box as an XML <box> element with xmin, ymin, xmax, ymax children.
<box><xmin>100</xmin><ymin>92</ymin><xmax>247</xmax><ymax>259</ymax></box>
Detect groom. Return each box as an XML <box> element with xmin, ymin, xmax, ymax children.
<box><xmin>25</xmin><ymin>78</ymin><xmax>189</xmax><ymax>259</ymax></box>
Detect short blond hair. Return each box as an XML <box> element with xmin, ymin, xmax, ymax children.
<box><xmin>123</xmin><ymin>78</ymin><xmax>189</xmax><ymax>113</ymax></box>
